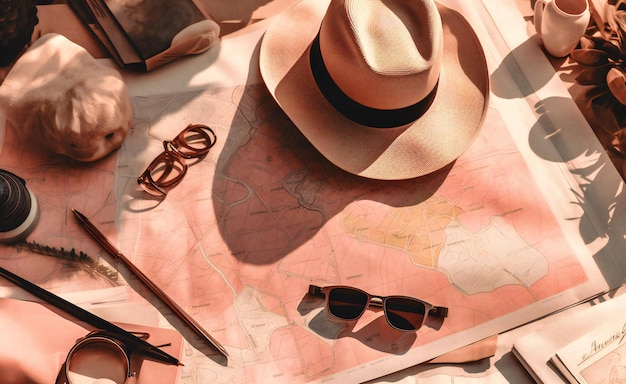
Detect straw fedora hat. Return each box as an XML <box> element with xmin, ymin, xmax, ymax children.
<box><xmin>259</xmin><ymin>0</ymin><xmax>489</xmax><ymax>180</ymax></box>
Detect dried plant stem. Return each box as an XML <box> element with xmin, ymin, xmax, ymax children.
<box><xmin>12</xmin><ymin>240</ymin><xmax>119</xmax><ymax>285</ymax></box>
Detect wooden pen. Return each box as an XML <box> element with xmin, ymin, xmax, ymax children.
<box><xmin>72</xmin><ymin>208</ymin><xmax>229</xmax><ymax>358</ymax></box>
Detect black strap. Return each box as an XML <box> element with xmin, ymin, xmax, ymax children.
<box><xmin>309</xmin><ymin>33</ymin><xmax>437</xmax><ymax>128</ymax></box>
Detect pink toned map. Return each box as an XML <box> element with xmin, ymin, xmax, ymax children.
<box><xmin>0</xmin><ymin>79</ymin><xmax>610</xmax><ymax>383</ymax></box>
<box><xmin>0</xmin><ymin>0</ymin><xmax>620</xmax><ymax>382</ymax></box>
<box><xmin>2</xmin><ymin>79</ymin><xmax>604</xmax><ymax>384</ymax></box>
<box><xmin>0</xmin><ymin>117</ymin><xmax>120</xmax><ymax>294</ymax></box>
<box><xmin>0</xmin><ymin>76</ymin><xmax>613</xmax><ymax>382</ymax></box>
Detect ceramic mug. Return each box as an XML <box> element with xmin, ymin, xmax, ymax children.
<box><xmin>534</xmin><ymin>0</ymin><xmax>590</xmax><ymax>57</ymax></box>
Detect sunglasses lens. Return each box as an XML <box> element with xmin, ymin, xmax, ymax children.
<box><xmin>327</xmin><ymin>288</ymin><xmax>368</xmax><ymax>320</ymax></box>
<box><xmin>385</xmin><ymin>297</ymin><xmax>426</xmax><ymax>331</ymax></box>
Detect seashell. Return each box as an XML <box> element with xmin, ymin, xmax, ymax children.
<box><xmin>607</xmin><ymin>66</ymin><xmax>626</xmax><ymax>106</ymax></box>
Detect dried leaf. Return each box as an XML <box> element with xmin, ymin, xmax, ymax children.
<box><xmin>591</xmin><ymin>97</ymin><xmax>622</xmax><ymax>134</ymax></box>
<box><xmin>607</xmin><ymin>67</ymin><xmax>626</xmax><ymax>104</ymax></box>
<box><xmin>613</xmin><ymin>11</ymin><xmax>626</xmax><ymax>52</ymax></box>
<box><xmin>605</xmin><ymin>2</ymin><xmax>626</xmax><ymax>53</ymax></box>
<box><xmin>599</xmin><ymin>39</ymin><xmax>623</xmax><ymax>58</ymax></box>
<box><xmin>614</xmin><ymin>10</ymin><xmax>626</xmax><ymax>31</ymax></box>
<box><xmin>576</xmin><ymin>65</ymin><xmax>613</xmax><ymax>85</ymax></box>
<box><xmin>579</xmin><ymin>35</ymin><xmax>595</xmax><ymax>50</ymax></box>
<box><xmin>571</xmin><ymin>48</ymin><xmax>610</xmax><ymax>65</ymax></box>
<box><xmin>583</xmin><ymin>35</ymin><xmax>623</xmax><ymax>58</ymax></box>
<box><xmin>585</xmin><ymin>84</ymin><xmax>611</xmax><ymax>102</ymax></box>
<box><xmin>608</xmin><ymin>6</ymin><xmax>620</xmax><ymax>39</ymax></box>
<box><xmin>611</xmin><ymin>127</ymin><xmax>626</xmax><ymax>154</ymax></box>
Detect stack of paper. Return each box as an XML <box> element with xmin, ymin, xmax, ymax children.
<box><xmin>513</xmin><ymin>290</ymin><xmax>626</xmax><ymax>383</ymax></box>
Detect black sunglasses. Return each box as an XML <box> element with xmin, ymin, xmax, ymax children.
<box><xmin>308</xmin><ymin>285</ymin><xmax>448</xmax><ymax>331</ymax></box>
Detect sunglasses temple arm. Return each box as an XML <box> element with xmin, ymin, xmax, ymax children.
<box><xmin>430</xmin><ymin>306</ymin><xmax>449</xmax><ymax>318</ymax></box>
<box><xmin>308</xmin><ymin>285</ymin><xmax>325</xmax><ymax>298</ymax></box>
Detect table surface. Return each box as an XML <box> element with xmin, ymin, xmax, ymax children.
<box><xmin>5</xmin><ymin>1</ymin><xmax>626</xmax><ymax>383</ymax></box>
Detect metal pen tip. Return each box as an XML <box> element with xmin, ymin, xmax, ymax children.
<box><xmin>71</xmin><ymin>208</ymin><xmax>85</xmax><ymax>220</ymax></box>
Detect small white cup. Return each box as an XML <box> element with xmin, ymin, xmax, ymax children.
<box><xmin>534</xmin><ymin>0</ymin><xmax>590</xmax><ymax>57</ymax></box>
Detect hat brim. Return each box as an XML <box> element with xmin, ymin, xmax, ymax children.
<box><xmin>260</xmin><ymin>0</ymin><xmax>489</xmax><ymax>180</ymax></box>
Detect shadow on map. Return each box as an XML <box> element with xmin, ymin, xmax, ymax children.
<box><xmin>94</xmin><ymin>262</ymin><xmax>230</xmax><ymax>366</ymax></box>
<box><xmin>528</xmin><ymin>96</ymin><xmax>626</xmax><ymax>291</ymax></box>
<box><xmin>492</xmin><ymin>36</ymin><xmax>626</xmax><ymax>291</ymax></box>
<box><xmin>308</xmin><ymin>310</ymin><xmax>418</xmax><ymax>354</ymax></box>
<box><xmin>211</xmin><ymin>83</ymin><xmax>453</xmax><ymax>265</ymax></box>
<box><xmin>294</xmin><ymin>293</ymin><xmax>449</xmax><ymax>355</ymax></box>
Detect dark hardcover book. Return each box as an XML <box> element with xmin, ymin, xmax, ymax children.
<box><xmin>68</xmin><ymin>0</ymin><xmax>219</xmax><ymax>71</ymax></box>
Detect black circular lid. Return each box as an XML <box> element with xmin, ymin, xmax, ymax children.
<box><xmin>0</xmin><ymin>169</ymin><xmax>32</xmax><ymax>232</ymax></box>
